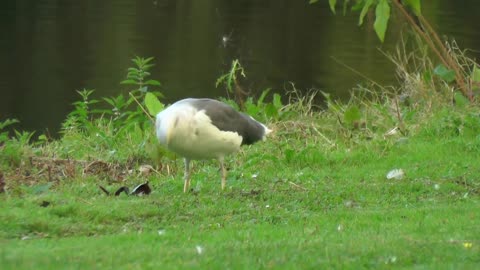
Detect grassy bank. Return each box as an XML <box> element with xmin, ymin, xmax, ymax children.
<box><xmin>1</xmin><ymin>54</ymin><xmax>480</xmax><ymax>268</ymax></box>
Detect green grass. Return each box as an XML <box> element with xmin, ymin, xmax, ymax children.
<box><xmin>1</xmin><ymin>125</ymin><xmax>480</xmax><ymax>269</ymax></box>
<box><xmin>1</xmin><ymin>204</ymin><xmax>478</xmax><ymax>269</ymax></box>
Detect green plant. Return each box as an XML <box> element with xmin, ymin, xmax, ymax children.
<box><xmin>102</xmin><ymin>94</ymin><xmax>129</xmax><ymax>123</ymax></box>
<box><xmin>0</xmin><ymin>119</ymin><xmax>19</xmax><ymax>143</ymax></box>
<box><xmin>121</xmin><ymin>57</ymin><xmax>162</xmax><ymax>94</ymax></box>
<box><xmin>115</xmin><ymin>56</ymin><xmax>164</xmax><ymax>128</ymax></box>
<box><xmin>217</xmin><ymin>60</ymin><xmax>286</xmax><ymax>121</ymax></box>
<box><xmin>53</xmin><ymin>57</ymin><xmax>166</xmax><ymax>164</ymax></box>
<box><xmin>100</xmin><ymin>56</ymin><xmax>164</xmax><ymax>133</ymax></box>
<box><xmin>216</xmin><ymin>59</ymin><xmax>247</xmax><ymax>109</ymax></box>
<box><xmin>62</xmin><ymin>89</ymin><xmax>98</xmax><ymax>133</ymax></box>
<box><xmin>0</xmin><ymin>130</ymin><xmax>36</xmax><ymax>168</ymax></box>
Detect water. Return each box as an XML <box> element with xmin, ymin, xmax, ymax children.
<box><xmin>1</xmin><ymin>0</ymin><xmax>479</xmax><ymax>135</ymax></box>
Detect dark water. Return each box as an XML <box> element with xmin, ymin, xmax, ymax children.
<box><xmin>1</xmin><ymin>0</ymin><xmax>480</xmax><ymax>135</ymax></box>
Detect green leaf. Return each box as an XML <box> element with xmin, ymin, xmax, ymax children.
<box><xmin>454</xmin><ymin>92</ymin><xmax>469</xmax><ymax>108</ymax></box>
<box><xmin>472</xmin><ymin>65</ymin><xmax>480</xmax><ymax>83</ymax></box>
<box><xmin>38</xmin><ymin>134</ymin><xmax>48</xmax><ymax>142</ymax></box>
<box><xmin>344</xmin><ymin>106</ymin><xmax>361</xmax><ymax>125</ymax></box>
<box><xmin>373</xmin><ymin>0</ymin><xmax>390</xmax><ymax>42</ymax></box>
<box><xmin>329</xmin><ymin>0</ymin><xmax>336</xmax><ymax>14</ymax></box>
<box><xmin>258</xmin><ymin>88</ymin><xmax>271</xmax><ymax>105</ymax></box>
<box><xmin>127</xmin><ymin>67</ymin><xmax>140</xmax><ymax>72</ymax></box>
<box><xmin>145</xmin><ymin>79</ymin><xmax>162</xmax><ymax>86</ymax></box>
<box><xmin>144</xmin><ymin>57</ymin><xmax>155</xmax><ymax>64</ymax></box>
<box><xmin>145</xmin><ymin>92</ymin><xmax>164</xmax><ymax>116</ymax></box>
<box><xmin>433</xmin><ymin>65</ymin><xmax>456</xmax><ymax>83</ymax></box>
<box><xmin>0</xmin><ymin>118</ymin><xmax>19</xmax><ymax>130</ymax></box>
<box><xmin>309</xmin><ymin>0</ymin><xmax>319</xmax><ymax>3</ymax></box>
<box><xmin>245</xmin><ymin>102</ymin><xmax>260</xmax><ymax>117</ymax></box>
<box><xmin>402</xmin><ymin>0</ymin><xmax>421</xmax><ymax>15</ymax></box>
<box><xmin>359</xmin><ymin>0</ymin><xmax>374</xmax><ymax>26</ymax></box>
<box><xmin>351</xmin><ymin>1</ymin><xmax>364</xmax><ymax>11</ymax></box>
<box><xmin>215</xmin><ymin>74</ymin><xmax>229</xmax><ymax>88</ymax></box>
<box><xmin>120</xmin><ymin>79</ymin><xmax>137</xmax><ymax>85</ymax></box>
<box><xmin>226</xmin><ymin>72</ymin><xmax>234</xmax><ymax>93</ymax></box>
<box><xmin>423</xmin><ymin>70</ymin><xmax>432</xmax><ymax>83</ymax></box>
<box><xmin>273</xmin><ymin>93</ymin><xmax>283</xmax><ymax>109</ymax></box>
<box><xmin>265</xmin><ymin>103</ymin><xmax>279</xmax><ymax>119</ymax></box>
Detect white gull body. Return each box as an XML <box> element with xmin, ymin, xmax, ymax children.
<box><xmin>155</xmin><ymin>98</ymin><xmax>271</xmax><ymax>192</ymax></box>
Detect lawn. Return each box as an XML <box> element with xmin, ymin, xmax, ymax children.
<box><xmin>1</xmin><ymin>124</ymin><xmax>479</xmax><ymax>269</ymax></box>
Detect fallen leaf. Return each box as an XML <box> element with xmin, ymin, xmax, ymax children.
<box><xmin>130</xmin><ymin>182</ymin><xmax>151</xmax><ymax>196</ymax></box>
<box><xmin>99</xmin><ymin>182</ymin><xmax>151</xmax><ymax>196</ymax></box>
<box><xmin>114</xmin><ymin>186</ymin><xmax>130</xmax><ymax>196</ymax></box>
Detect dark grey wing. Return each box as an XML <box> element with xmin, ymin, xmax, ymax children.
<box><xmin>191</xmin><ymin>99</ymin><xmax>266</xmax><ymax>145</ymax></box>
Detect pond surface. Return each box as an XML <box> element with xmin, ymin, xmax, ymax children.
<box><xmin>1</xmin><ymin>0</ymin><xmax>480</xmax><ymax>134</ymax></box>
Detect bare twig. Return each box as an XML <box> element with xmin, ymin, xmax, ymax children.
<box><xmin>330</xmin><ymin>56</ymin><xmax>384</xmax><ymax>89</ymax></box>
<box><xmin>129</xmin><ymin>92</ymin><xmax>155</xmax><ymax>123</ymax></box>
<box><xmin>289</xmin><ymin>181</ymin><xmax>308</xmax><ymax>191</ymax></box>
<box><xmin>76</xmin><ymin>198</ymin><xmax>94</xmax><ymax>205</ymax></box>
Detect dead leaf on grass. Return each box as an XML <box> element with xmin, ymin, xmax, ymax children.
<box><xmin>99</xmin><ymin>181</ymin><xmax>151</xmax><ymax>196</ymax></box>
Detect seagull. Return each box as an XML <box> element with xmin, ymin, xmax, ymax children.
<box><xmin>155</xmin><ymin>98</ymin><xmax>271</xmax><ymax>192</ymax></box>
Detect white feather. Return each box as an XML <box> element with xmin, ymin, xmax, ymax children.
<box><xmin>156</xmin><ymin>101</ymin><xmax>243</xmax><ymax>160</ymax></box>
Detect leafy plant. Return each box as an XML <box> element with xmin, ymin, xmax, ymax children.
<box><xmin>121</xmin><ymin>56</ymin><xmax>162</xmax><ymax>93</ymax></box>
<box><xmin>216</xmin><ymin>59</ymin><xmax>249</xmax><ymax>109</ymax></box>
<box><xmin>244</xmin><ymin>89</ymin><xmax>285</xmax><ymax>121</ymax></box>
<box><xmin>215</xmin><ymin>59</ymin><xmax>245</xmax><ymax>95</ymax></box>
<box><xmin>102</xmin><ymin>94</ymin><xmax>129</xmax><ymax>122</ymax></box>
<box><xmin>0</xmin><ymin>118</ymin><xmax>18</xmax><ymax>131</ymax></box>
<box><xmin>0</xmin><ymin>118</ymin><xmax>19</xmax><ymax>143</ymax></box>
<box><xmin>217</xmin><ymin>60</ymin><xmax>286</xmax><ymax>121</ymax></box>
<box><xmin>0</xmin><ymin>119</ymin><xmax>20</xmax><ymax>167</ymax></box>
<box><xmin>63</xmin><ymin>89</ymin><xmax>98</xmax><ymax>132</ymax></box>
<box><xmin>53</xmin><ymin>57</ymin><xmax>166</xmax><ymax>164</ymax></box>
<box><xmin>118</xmin><ymin>56</ymin><xmax>164</xmax><ymax>124</ymax></box>
<box><xmin>0</xmin><ymin>129</ymin><xmax>36</xmax><ymax>167</ymax></box>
